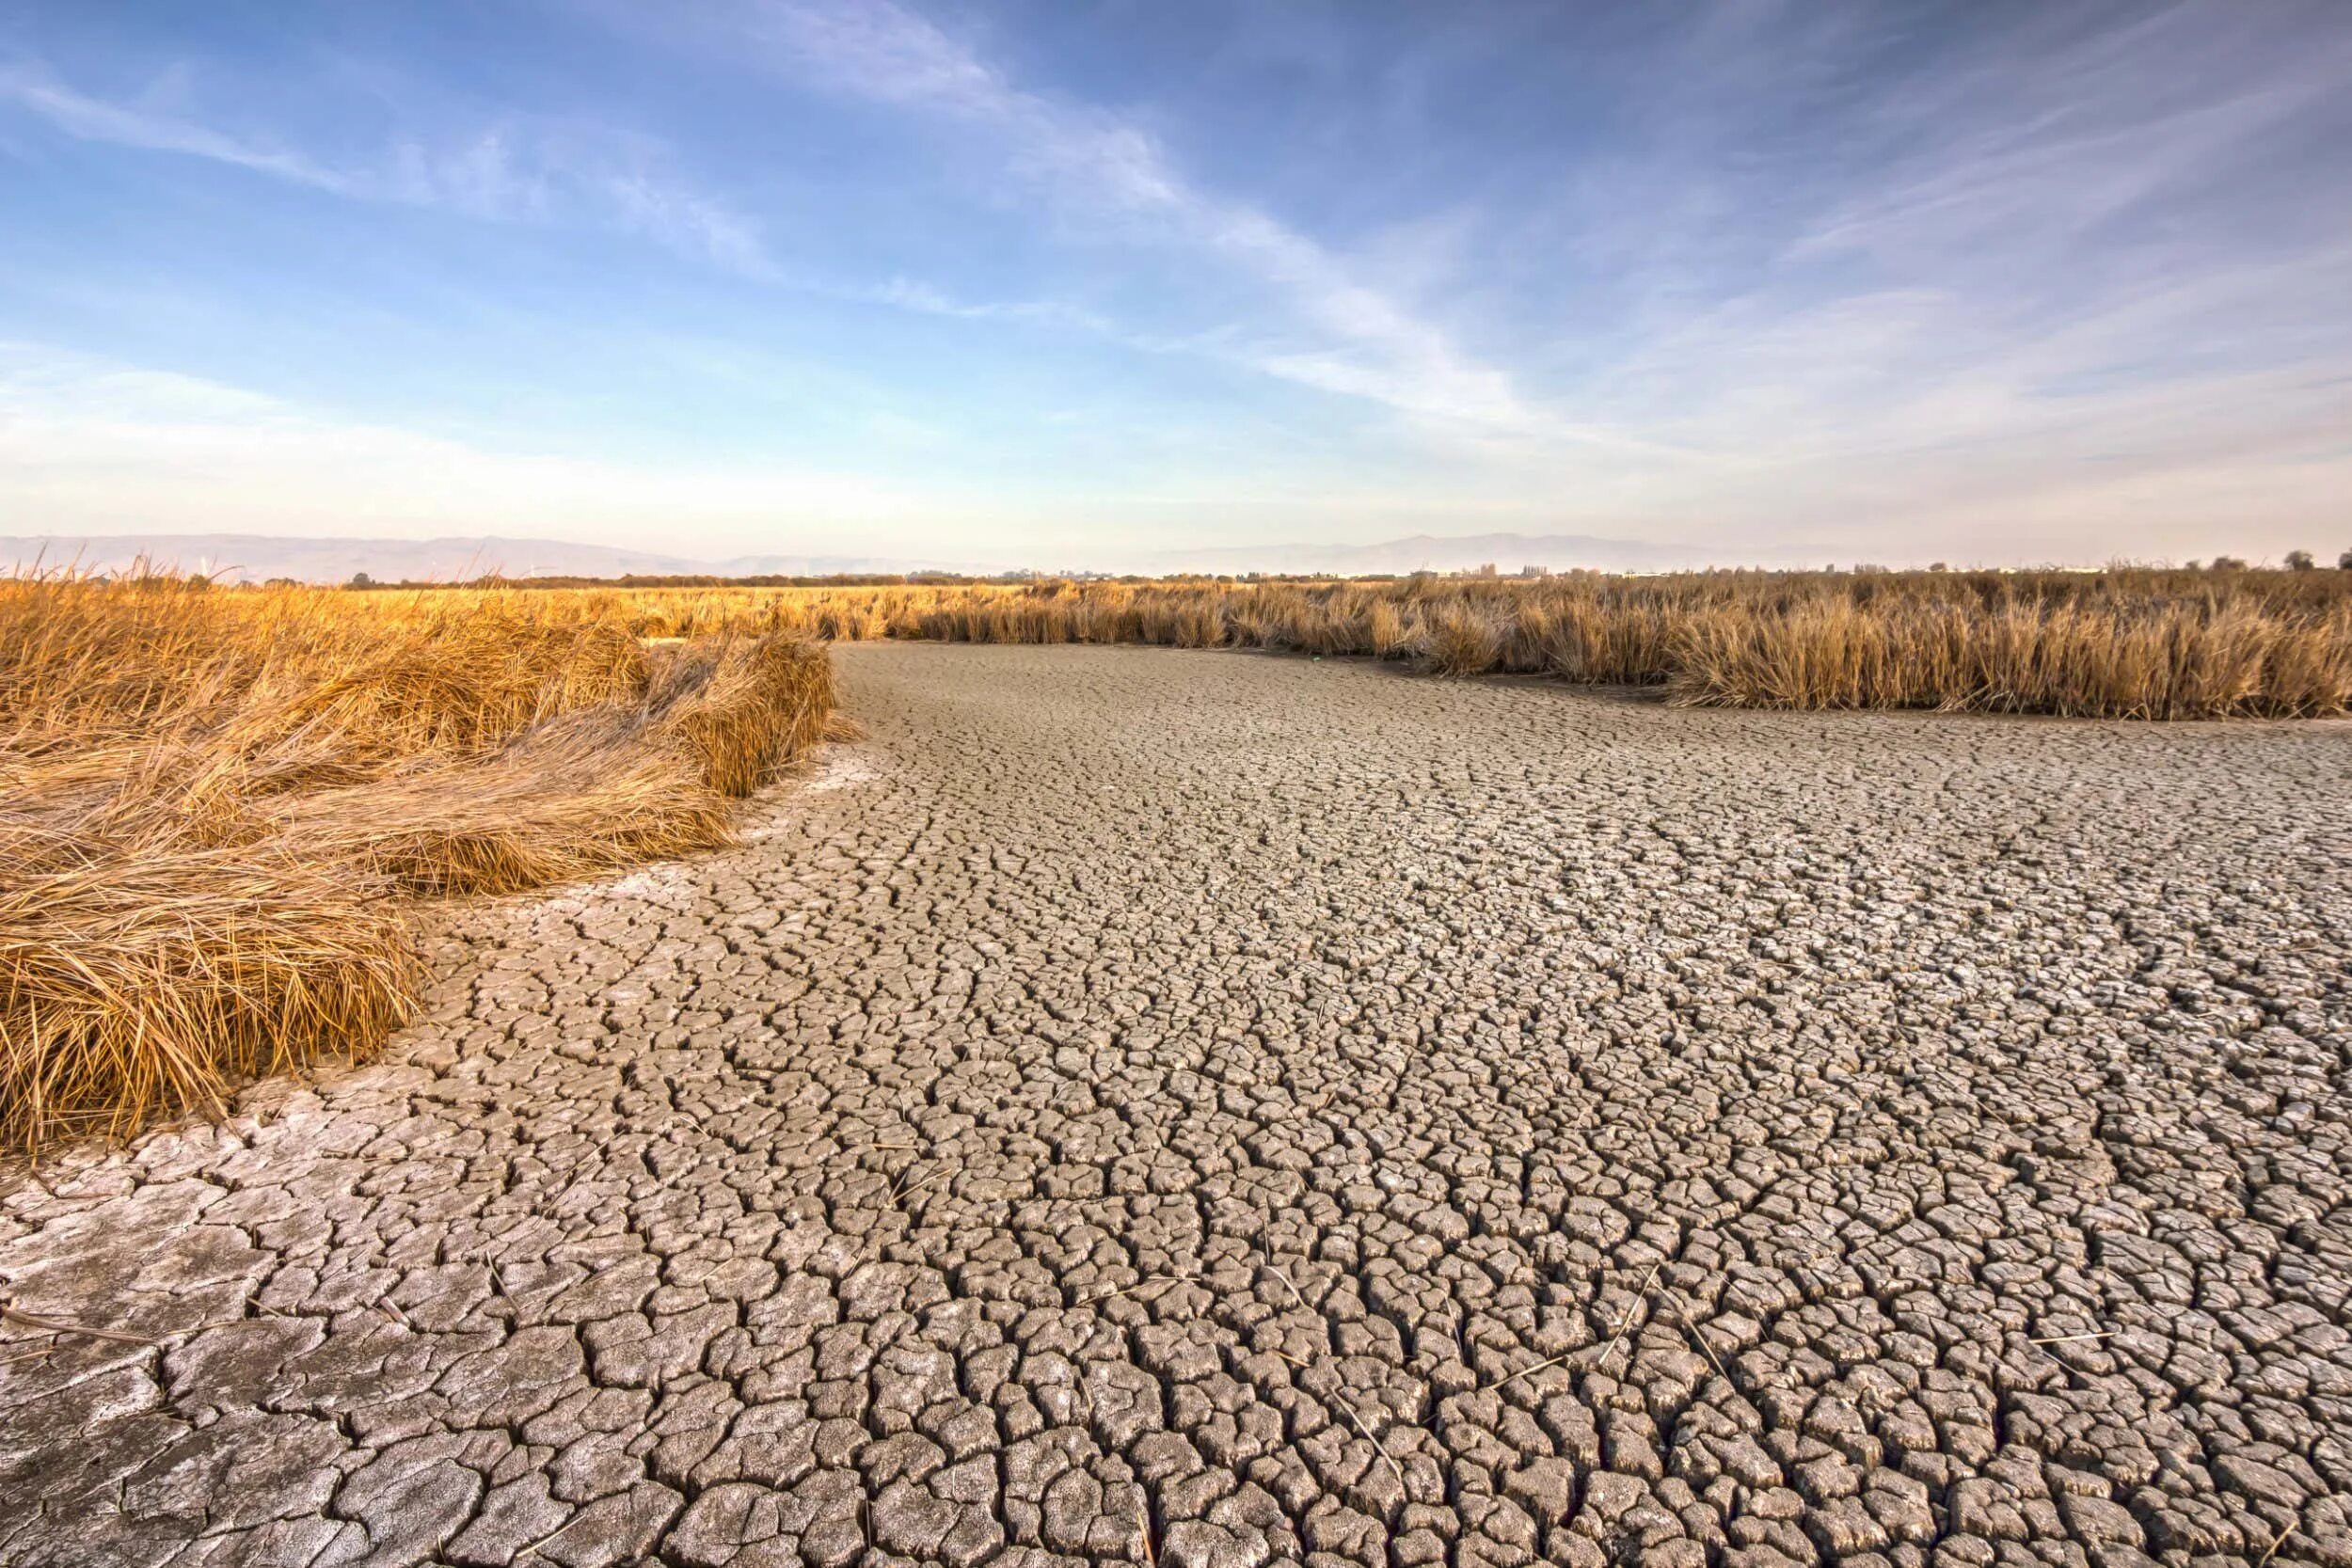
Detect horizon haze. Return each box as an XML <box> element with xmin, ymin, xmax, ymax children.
<box><xmin>4</xmin><ymin>2</ymin><xmax>2349</xmax><ymax>567</ymax></box>
<box><xmin>0</xmin><ymin>527</ymin><xmax>1851</xmax><ymax>583</ymax></box>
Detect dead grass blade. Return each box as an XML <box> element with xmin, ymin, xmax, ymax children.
<box><xmin>0</xmin><ymin>1304</ymin><xmax>157</xmax><ymax>1345</ymax></box>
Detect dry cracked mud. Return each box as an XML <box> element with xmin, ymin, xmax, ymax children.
<box><xmin>4</xmin><ymin>642</ymin><xmax>2350</xmax><ymax>1568</ymax></box>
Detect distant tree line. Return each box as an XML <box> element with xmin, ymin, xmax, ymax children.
<box><xmin>291</xmin><ymin>551</ymin><xmax>2334</xmax><ymax>588</ymax></box>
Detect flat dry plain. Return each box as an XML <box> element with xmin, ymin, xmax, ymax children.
<box><xmin>3</xmin><ymin>643</ymin><xmax>2348</xmax><ymax>1568</ymax></box>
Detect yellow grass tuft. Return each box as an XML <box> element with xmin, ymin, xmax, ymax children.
<box><xmin>0</xmin><ymin>575</ymin><xmax>834</xmax><ymax>1153</ymax></box>
<box><xmin>1422</xmin><ymin>603</ymin><xmax>1506</xmax><ymax>677</ymax></box>
<box><xmin>0</xmin><ymin>834</ymin><xmax>419</xmax><ymax>1148</ymax></box>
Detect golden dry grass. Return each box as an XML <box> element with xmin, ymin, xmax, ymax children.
<box><xmin>1</xmin><ymin>576</ymin><xmax>833</xmax><ymax>1153</ymax></box>
<box><xmin>435</xmin><ymin>566</ymin><xmax>2352</xmax><ymax>721</ymax></box>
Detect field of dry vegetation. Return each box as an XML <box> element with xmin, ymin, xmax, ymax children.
<box><xmin>489</xmin><ymin>565</ymin><xmax>2352</xmax><ymax>720</ymax></box>
<box><xmin>0</xmin><ymin>577</ymin><xmax>834</xmax><ymax>1153</ymax></box>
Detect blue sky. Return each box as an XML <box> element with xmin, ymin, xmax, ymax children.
<box><xmin>3</xmin><ymin>0</ymin><xmax>2347</xmax><ymax>567</ymax></box>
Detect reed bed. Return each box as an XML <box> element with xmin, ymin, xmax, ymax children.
<box><xmin>423</xmin><ymin>566</ymin><xmax>2352</xmax><ymax>721</ymax></box>
<box><xmin>1</xmin><ymin>577</ymin><xmax>834</xmax><ymax>1153</ymax></box>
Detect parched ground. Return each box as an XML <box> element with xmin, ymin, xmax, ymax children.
<box><xmin>4</xmin><ymin>643</ymin><xmax>2349</xmax><ymax>1568</ymax></box>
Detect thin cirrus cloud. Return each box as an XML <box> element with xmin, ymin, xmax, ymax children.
<box><xmin>0</xmin><ymin>59</ymin><xmax>774</xmax><ymax>276</ymax></box>
<box><xmin>0</xmin><ymin>62</ymin><xmax>348</xmax><ymax>190</ymax></box>
<box><xmin>1506</xmin><ymin>1</ymin><xmax>2352</xmax><ymax>528</ymax></box>
<box><xmin>673</xmin><ymin>0</ymin><xmax>1613</xmax><ymax>451</ymax></box>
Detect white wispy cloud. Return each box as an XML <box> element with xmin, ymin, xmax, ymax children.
<box><xmin>0</xmin><ymin>63</ymin><xmax>350</xmax><ymax>189</ymax></box>
<box><xmin>0</xmin><ymin>60</ymin><xmax>774</xmax><ymax>275</ymax></box>
<box><xmin>862</xmin><ymin>277</ymin><xmax>1112</xmax><ymax>333</ymax></box>
<box><xmin>1488</xmin><ymin>0</ymin><xmax>2352</xmax><ymax>550</ymax></box>
<box><xmin>707</xmin><ymin>0</ymin><xmax>1637</xmax><ymax>450</ymax></box>
<box><xmin>1788</xmin><ymin>4</ymin><xmax>2352</xmax><ymax>266</ymax></box>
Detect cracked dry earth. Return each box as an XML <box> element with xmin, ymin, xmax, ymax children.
<box><xmin>5</xmin><ymin>643</ymin><xmax>2351</xmax><ymax>1568</ymax></box>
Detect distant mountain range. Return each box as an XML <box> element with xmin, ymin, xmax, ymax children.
<box><xmin>0</xmin><ymin>534</ymin><xmax>955</xmax><ymax>582</ymax></box>
<box><xmin>2</xmin><ymin>530</ymin><xmax>1810</xmax><ymax>583</ymax></box>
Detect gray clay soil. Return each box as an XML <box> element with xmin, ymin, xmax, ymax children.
<box><xmin>3</xmin><ymin>642</ymin><xmax>2348</xmax><ymax>1567</ymax></box>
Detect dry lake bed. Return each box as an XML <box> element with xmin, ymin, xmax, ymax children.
<box><xmin>4</xmin><ymin>642</ymin><xmax>2347</xmax><ymax>1567</ymax></box>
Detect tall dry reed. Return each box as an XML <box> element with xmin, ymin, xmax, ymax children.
<box><xmin>433</xmin><ymin>567</ymin><xmax>2351</xmax><ymax>720</ymax></box>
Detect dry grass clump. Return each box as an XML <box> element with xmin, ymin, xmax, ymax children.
<box><xmin>0</xmin><ymin>831</ymin><xmax>420</xmax><ymax>1149</ymax></box>
<box><xmin>1422</xmin><ymin>603</ymin><xmax>1506</xmax><ymax>677</ymax></box>
<box><xmin>515</xmin><ymin>566</ymin><xmax>2349</xmax><ymax>720</ymax></box>
<box><xmin>1</xmin><ymin>576</ymin><xmax>833</xmax><ymax>1152</ymax></box>
<box><xmin>1662</xmin><ymin>589</ymin><xmax>2352</xmax><ymax>717</ymax></box>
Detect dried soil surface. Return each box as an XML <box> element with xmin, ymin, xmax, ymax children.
<box><xmin>4</xmin><ymin>643</ymin><xmax>2349</xmax><ymax>1568</ymax></box>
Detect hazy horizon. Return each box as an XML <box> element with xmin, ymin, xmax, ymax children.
<box><xmin>5</xmin><ymin>2</ymin><xmax>2348</xmax><ymax>565</ymax></box>
<box><xmin>7</xmin><ymin>526</ymin><xmax>2325</xmax><ymax>584</ymax></box>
